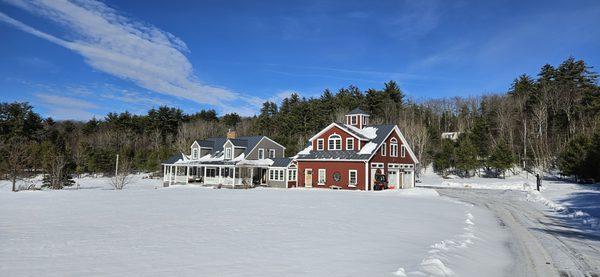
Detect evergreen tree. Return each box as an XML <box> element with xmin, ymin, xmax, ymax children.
<box><xmin>433</xmin><ymin>140</ymin><xmax>454</xmax><ymax>177</ymax></box>
<box><xmin>454</xmin><ymin>136</ymin><xmax>478</xmax><ymax>177</ymax></box>
<box><xmin>558</xmin><ymin>135</ymin><xmax>590</xmax><ymax>180</ymax></box>
<box><xmin>488</xmin><ymin>142</ymin><xmax>515</xmax><ymax>178</ymax></box>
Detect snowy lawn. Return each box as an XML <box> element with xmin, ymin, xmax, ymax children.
<box><xmin>1</xmin><ymin>177</ymin><xmax>512</xmax><ymax>276</ymax></box>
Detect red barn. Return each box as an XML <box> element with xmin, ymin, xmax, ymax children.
<box><xmin>295</xmin><ymin>108</ymin><xmax>419</xmax><ymax>190</ymax></box>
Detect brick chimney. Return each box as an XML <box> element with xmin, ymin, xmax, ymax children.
<box><xmin>227</xmin><ymin>129</ymin><xmax>237</xmax><ymax>139</ymax></box>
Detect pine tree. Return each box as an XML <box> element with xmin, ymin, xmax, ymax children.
<box><xmin>558</xmin><ymin>135</ymin><xmax>590</xmax><ymax>180</ymax></box>
<box><xmin>433</xmin><ymin>140</ymin><xmax>454</xmax><ymax>177</ymax></box>
<box><xmin>488</xmin><ymin>143</ymin><xmax>515</xmax><ymax>178</ymax></box>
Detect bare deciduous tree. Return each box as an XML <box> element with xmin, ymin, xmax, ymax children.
<box><xmin>0</xmin><ymin>138</ymin><xmax>32</xmax><ymax>192</ymax></box>
<box><xmin>111</xmin><ymin>157</ymin><xmax>132</xmax><ymax>190</ymax></box>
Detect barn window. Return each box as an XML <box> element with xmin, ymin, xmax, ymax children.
<box><xmin>328</xmin><ymin>134</ymin><xmax>342</xmax><ymax>150</ymax></box>
<box><xmin>349</xmin><ymin>170</ymin><xmax>357</xmax><ymax>186</ymax></box>
<box><xmin>318</xmin><ymin>169</ymin><xmax>326</xmax><ymax>185</ymax></box>
<box><xmin>390</xmin><ymin>138</ymin><xmax>398</xmax><ymax>157</ymax></box>
<box><xmin>317</xmin><ymin>139</ymin><xmax>324</xmax><ymax>151</ymax></box>
<box><xmin>346</xmin><ymin>138</ymin><xmax>354</xmax><ymax>150</ymax></box>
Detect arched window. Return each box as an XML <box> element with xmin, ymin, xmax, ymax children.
<box><xmin>390</xmin><ymin>138</ymin><xmax>398</xmax><ymax>157</ymax></box>
<box><xmin>328</xmin><ymin>134</ymin><xmax>342</xmax><ymax>150</ymax></box>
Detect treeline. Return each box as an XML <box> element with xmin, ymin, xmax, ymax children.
<box><xmin>1</xmin><ymin>57</ymin><xmax>599</xmax><ymax>191</ymax></box>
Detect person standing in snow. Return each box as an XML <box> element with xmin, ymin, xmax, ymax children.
<box><xmin>536</xmin><ymin>174</ymin><xmax>542</xmax><ymax>191</ymax></box>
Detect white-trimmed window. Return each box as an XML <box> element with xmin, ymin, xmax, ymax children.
<box><xmin>192</xmin><ymin>148</ymin><xmax>198</xmax><ymax>159</ymax></box>
<box><xmin>349</xmin><ymin>170</ymin><xmax>357</xmax><ymax>186</ymax></box>
<box><xmin>390</xmin><ymin>138</ymin><xmax>398</xmax><ymax>157</ymax></box>
<box><xmin>288</xmin><ymin>169</ymin><xmax>297</xmax><ymax>181</ymax></box>
<box><xmin>318</xmin><ymin>169</ymin><xmax>326</xmax><ymax>185</ymax></box>
<box><xmin>225</xmin><ymin>148</ymin><xmax>232</xmax><ymax>159</ymax></box>
<box><xmin>258</xmin><ymin>148</ymin><xmax>265</xmax><ymax>159</ymax></box>
<box><xmin>206</xmin><ymin>168</ymin><xmax>216</xmax><ymax>177</ymax></box>
<box><xmin>269</xmin><ymin>149</ymin><xmax>276</xmax><ymax>158</ymax></box>
<box><xmin>351</xmin><ymin>116</ymin><xmax>357</xmax><ymax>125</ymax></box>
<box><xmin>317</xmin><ymin>139</ymin><xmax>324</xmax><ymax>151</ymax></box>
<box><xmin>346</xmin><ymin>138</ymin><xmax>354</xmax><ymax>150</ymax></box>
<box><xmin>269</xmin><ymin>169</ymin><xmax>285</xmax><ymax>181</ymax></box>
<box><xmin>401</xmin><ymin>145</ymin><xmax>406</xmax><ymax>158</ymax></box>
<box><xmin>381</xmin><ymin>142</ymin><xmax>387</xmax><ymax>156</ymax></box>
<box><xmin>328</xmin><ymin>134</ymin><xmax>342</xmax><ymax>150</ymax></box>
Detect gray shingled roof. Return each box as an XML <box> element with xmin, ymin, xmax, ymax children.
<box><xmin>347</xmin><ymin>108</ymin><xmax>369</xmax><ymax>115</ymax></box>
<box><xmin>296</xmin><ymin>124</ymin><xmax>396</xmax><ymax>161</ymax></box>
<box><xmin>335</xmin><ymin>122</ymin><xmax>369</xmax><ymax>140</ymax></box>
<box><xmin>196</xmin><ymin>136</ymin><xmax>265</xmax><ymax>156</ymax></box>
<box><xmin>271</xmin><ymin>157</ymin><xmax>292</xmax><ymax>167</ymax></box>
<box><xmin>163</xmin><ymin>153</ymin><xmax>183</xmax><ymax>164</ymax></box>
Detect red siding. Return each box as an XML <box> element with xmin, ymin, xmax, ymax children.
<box><xmin>367</xmin><ymin>130</ymin><xmax>416</xmax><ymax>186</ymax></box>
<box><xmin>311</xmin><ymin>125</ymin><xmax>360</xmax><ymax>151</ymax></box>
<box><xmin>297</xmin><ymin>161</ymin><xmax>367</xmax><ymax>190</ymax></box>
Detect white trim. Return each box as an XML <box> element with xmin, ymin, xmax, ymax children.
<box><xmin>191</xmin><ymin>148</ymin><xmax>199</xmax><ymax>160</ymax></box>
<box><xmin>381</xmin><ymin>142</ymin><xmax>386</xmax><ymax>156</ymax></box>
<box><xmin>191</xmin><ymin>141</ymin><xmax>200</xmax><ymax>148</ymax></box>
<box><xmin>295</xmin><ymin>158</ymin><xmax>368</xmax><ymax>162</ymax></box>
<box><xmin>317</xmin><ymin>138</ymin><xmax>324</xmax><ymax>151</ymax></box>
<box><xmin>318</xmin><ymin>169</ymin><xmax>326</xmax><ymax>185</ymax></box>
<box><xmin>258</xmin><ymin>148</ymin><xmax>265</xmax><ymax>159</ymax></box>
<box><xmin>268</xmin><ymin>149</ymin><xmax>276</xmax><ymax>158</ymax></box>
<box><xmin>225</xmin><ymin>148</ymin><xmax>232</xmax><ymax>159</ymax></box>
<box><xmin>349</xmin><ymin>169</ymin><xmax>358</xmax><ymax>186</ymax></box>
<box><xmin>401</xmin><ymin>145</ymin><xmax>406</xmax><ymax>158</ymax></box>
<box><xmin>308</xmin><ymin>122</ymin><xmax>368</xmax><ymax>142</ymax></box>
<box><xmin>346</xmin><ymin>138</ymin><xmax>354</xmax><ymax>150</ymax></box>
<box><xmin>367</xmin><ymin>126</ymin><xmax>420</xmax><ymax>164</ymax></box>
<box><xmin>269</xmin><ymin>168</ymin><xmax>285</xmax><ymax>181</ymax></box>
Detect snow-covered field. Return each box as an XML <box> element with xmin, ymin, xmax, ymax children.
<box><xmin>0</xmin><ymin>175</ymin><xmax>513</xmax><ymax>276</ymax></box>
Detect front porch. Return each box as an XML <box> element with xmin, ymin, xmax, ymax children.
<box><xmin>162</xmin><ymin>163</ymin><xmax>270</xmax><ymax>188</ymax></box>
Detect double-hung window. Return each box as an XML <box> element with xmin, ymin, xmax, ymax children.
<box><xmin>317</xmin><ymin>139</ymin><xmax>324</xmax><ymax>151</ymax></box>
<box><xmin>349</xmin><ymin>170</ymin><xmax>357</xmax><ymax>186</ymax></box>
<box><xmin>269</xmin><ymin>149</ymin><xmax>276</xmax><ymax>158</ymax></box>
<box><xmin>318</xmin><ymin>169</ymin><xmax>326</xmax><ymax>185</ymax></box>
<box><xmin>346</xmin><ymin>138</ymin><xmax>354</xmax><ymax>150</ymax></box>
<box><xmin>401</xmin><ymin>145</ymin><xmax>406</xmax><ymax>158</ymax></box>
<box><xmin>269</xmin><ymin>169</ymin><xmax>285</xmax><ymax>181</ymax></box>
<box><xmin>225</xmin><ymin>148</ymin><xmax>232</xmax><ymax>159</ymax></box>
<box><xmin>381</xmin><ymin>143</ymin><xmax>387</xmax><ymax>156</ymax></box>
<box><xmin>258</xmin><ymin>148</ymin><xmax>265</xmax><ymax>159</ymax></box>
<box><xmin>192</xmin><ymin>148</ymin><xmax>198</xmax><ymax>159</ymax></box>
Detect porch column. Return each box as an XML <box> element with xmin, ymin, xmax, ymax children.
<box><xmin>186</xmin><ymin>166</ymin><xmax>190</xmax><ymax>184</ymax></box>
<box><xmin>250</xmin><ymin>167</ymin><xmax>254</xmax><ymax>186</ymax></box>
<box><xmin>168</xmin><ymin>165</ymin><xmax>173</xmax><ymax>186</ymax></box>
<box><xmin>232</xmin><ymin>166</ymin><xmax>236</xmax><ymax>187</ymax></box>
<box><xmin>218</xmin><ymin>166</ymin><xmax>222</xmax><ymax>184</ymax></box>
<box><xmin>203</xmin><ymin>166</ymin><xmax>207</xmax><ymax>184</ymax></box>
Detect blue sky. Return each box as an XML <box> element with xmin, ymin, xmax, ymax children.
<box><xmin>1</xmin><ymin>0</ymin><xmax>600</xmax><ymax>120</ymax></box>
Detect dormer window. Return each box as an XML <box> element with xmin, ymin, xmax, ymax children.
<box><xmin>328</xmin><ymin>134</ymin><xmax>342</xmax><ymax>150</ymax></box>
<box><xmin>258</xmin><ymin>148</ymin><xmax>265</xmax><ymax>159</ymax></box>
<box><xmin>317</xmin><ymin>139</ymin><xmax>324</xmax><ymax>151</ymax></box>
<box><xmin>192</xmin><ymin>148</ymin><xmax>198</xmax><ymax>159</ymax></box>
<box><xmin>225</xmin><ymin>148</ymin><xmax>232</xmax><ymax>159</ymax></box>
<box><xmin>346</xmin><ymin>138</ymin><xmax>354</xmax><ymax>150</ymax></box>
<box><xmin>390</xmin><ymin>138</ymin><xmax>398</xmax><ymax>157</ymax></box>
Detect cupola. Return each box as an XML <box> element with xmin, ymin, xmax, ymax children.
<box><xmin>345</xmin><ymin>108</ymin><xmax>370</xmax><ymax>129</ymax></box>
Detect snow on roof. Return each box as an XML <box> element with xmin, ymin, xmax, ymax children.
<box><xmin>236</xmin><ymin>158</ymin><xmax>274</xmax><ymax>167</ymax></box>
<box><xmin>232</xmin><ymin>153</ymin><xmax>245</xmax><ymax>162</ymax></box>
<box><xmin>357</xmin><ymin>142</ymin><xmax>377</xmax><ymax>155</ymax></box>
<box><xmin>298</xmin><ymin>144</ymin><xmax>312</xmax><ymax>155</ymax></box>
<box><xmin>345</xmin><ymin>124</ymin><xmax>378</xmax><ymax>139</ymax></box>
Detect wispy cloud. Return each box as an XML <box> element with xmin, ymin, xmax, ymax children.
<box><xmin>36</xmin><ymin>93</ymin><xmax>99</xmax><ymax>120</ymax></box>
<box><xmin>0</xmin><ymin>0</ymin><xmax>254</xmax><ymax>113</ymax></box>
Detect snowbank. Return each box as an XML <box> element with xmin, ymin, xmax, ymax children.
<box><xmin>419</xmin><ymin>168</ymin><xmax>535</xmax><ymax>191</ymax></box>
<box><xmin>526</xmin><ymin>190</ymin><xmax>600</xmax><ymax>232</ymax></box>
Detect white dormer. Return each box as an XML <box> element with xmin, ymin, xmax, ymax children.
<box><xmin>345</xmin><ymin>108</ymin><xmax>370</xmax><ymax>129</ymax></box>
